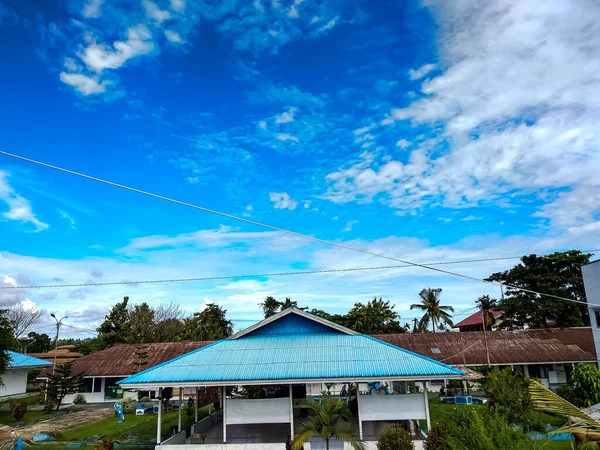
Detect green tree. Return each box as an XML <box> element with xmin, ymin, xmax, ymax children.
<box><xmin>293</xmin><ymin>396</ymin><xmax>365</xmax><ymax>450</ymax></box>
<box><xmin>486</xmin><ymin>250</ymin><xmax>592</xmax><ymax>329</ymax></box>
<box><xmin>309</xmin><ymin>309</ymin><xmax>350</xmax><ymax>328</ymax></box>
<box><xmin>345</xmin><ymin>298</ymin><xmax>406</xmax><ymax>334</ymax></box>
<box><xmin>97</xmin><ymin>297</ymin><xmax>132</xmax><ymax>349</ymax></box>
<box><xmin>410</xmin><ymin>288</ymin><xmax>454</xmax><ymax>332</ymax></box>
<box><xmin>570</xmin><ymin>364</ymin><xmax>600</xmax><ymax>407</ymax></box>
<box><xmin>377</xmin><ymin>425</ymin><xmax>414</xmax><ymax>450</ymax></box>
<box><xmin>179</xmin><ymin>304</ymin><xmax>233</xmax><ymax>340</ymax></box>
<box><xmin>73</xmin><ymin>338</ymin><xmax>100</xmax><ymax>355</ymax></box>
<box><xmin>476</xmin><ymin>295</ymin><xmax>498</xmax><ymax>331</ymax></box>
<box><xmin>485</xmin><ymin>367</ymin><xmax>532</xmax><ymax>427</ymax></box>
<box><xmin>129</xmin><ymin>302</ymin><xmax>155</xmax><ymax>343</ymax></box>
<box><xmin>259</xmin><ymin>296</ymin><xmax>282</xmax><ymax>318</ymax></box>
<box><xmin>0</xmin><ymin>309</ymin><xmax>16</xmax><ymax>386</ymax></box>
<box><xmin>46</xmin><ymin>361</ymin><xmax>85</xmax><ymax>410</ymax></box>
<box><xmin>27</xmin><ymin>332</ymin><xmax>53</xmax><ymax>353</ymax></box>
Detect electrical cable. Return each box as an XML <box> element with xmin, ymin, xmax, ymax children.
<box><xmin>0</xmin><ymin>150</ymin><xmax>596</xmax><ymax>307</ymax></box>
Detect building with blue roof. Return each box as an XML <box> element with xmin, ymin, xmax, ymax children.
<box><xmin>1</xmin><ymin>351</ymin><xmax>51</xmax><ymax>399</ymax></box>
<box><xmin>119</xmin><ymin>308</ymin><xmax>464</xmax><ymax>449</ymax></box>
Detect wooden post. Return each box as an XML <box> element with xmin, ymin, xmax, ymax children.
<box><xmin>423</xmin><ymin>382</ymin><xmax>430</xmax><ymax>430</ymax></box>
<box><xmin>195</xmin><ymin>387</ymin><xmax>199</xmax><ymax>422</ymax></box>
<box><xmin>356</xmin><ymin>383</ymin><xmax>363</xmax><ymax>440</ymax></box>
<box><xmin>178</xmin><ymin>388</ymin><xmax>183</xmax><ymax>432</ymax></box>
<box><xmin>157</xmin><ymin>388</ymin><xmax>163</xmax><ymax>445</ymax></box>
<box><xmin>289</xmin><ymin>384</ymin><xmax>294</xmax><ymax>439</ymax></box>
<box><xmin>222</xmin><ymin>386</ymin><xmax>227</xmax><ymax>444</ymax></box>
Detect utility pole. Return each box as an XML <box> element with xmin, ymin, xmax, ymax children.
<box><xmin>51</xmin><ymin>313</ymin><xmax>68</xmax><ymax>375</ymax></box>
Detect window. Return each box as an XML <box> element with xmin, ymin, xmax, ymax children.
<box><xmin>83</xmin><ymin>378</ymin><xmax>94</xmax><ymax>393</ymax></box>
<box><xmin>93</xmin><ymin>378</ymin><xmax>102</xmax><ymax>393</ymax></box>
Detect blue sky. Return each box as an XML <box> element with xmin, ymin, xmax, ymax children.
<box><xmin>1</xmin><ymin>0</ymin><xmax>599</xmax><ymax>337</ymax></box>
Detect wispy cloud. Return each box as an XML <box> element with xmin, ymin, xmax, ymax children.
<box><xmin>269</xmin><ymin>192</ymin><xmax>298</xmax><ymax>210</ymax></box>
<box><xmin>408</xmin><ymin>63</ymin><xmax>436</xmax><ymax>80</ymax></box>
<box><xmin>58</xmin><ymin>209</ymin><xmax>76</xmax><ymax>229</ymax></box>
<box><xmin>343</xmin><ymin>219</ymin><xmax>358</xmax><ymax>232</ymax></box>
<box><xmin>0</xmin><ymin>170</ymin><xmax>48</xmax><ymax>232</ymax></box>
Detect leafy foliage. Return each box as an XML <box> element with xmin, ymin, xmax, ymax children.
<box><xmin>12</xmin><ymin>402</ymin><xmax>27</xmax><ymax>420</ymax></box>
<box><xmin>120</xmin><ymin>397</ymin><xmax>134</xmax><ymax>414</ymax></box>
<box><xmin>0</xmin><ymin>309</ymin><xmax>16</xmax><ymax>386</ymax></box>
<box><xmin>46</xmin><ymin>361</ymin><xmax>85</xmax><ymax>410</ymax></box>
<box><xmin>129</xmin><ymin>303</ymin><xmax>155</xmax><ymax>344</ymax></box>
<box><xmin>487</xmin><ymin>250</ymin><xmax>592</xmax><ymax>329</ymax></box>
<box><xmin>73</xmin><ymin>393</ymin><xmax>87</xmax><ymax>404</ymax></box>
<box><xmin>485</xmin><ymin>367</ymin><xmax>532</xmax><ymax>427</ymax></box>
<box><xmin>377</xmin><ymin>425</ymin><xmax>414</xmax><ymax>450</ymax></box>
<box><xmin>410</xmin><ymin>288</ymin><xmax>454</xmax><ymax>332</ymax></box>
<box><xmin>477</xmin><ymin>295</ymin><xmax>498</xmax><ymax>330</ymax></box>
<box><xmin>260</xmin><ymin>296</ymin><xmax>282</xmax><ymax>318</ymax></box>
<box><xmin>28</xmin><ymin>367</ymin><xmax>43</xmax><ymax>383</ymax></box>
<box><xmin>94</xmin><ymin>438</ymin><xmax>115</xmax><ymax>450</ymax></box>
<box><xmin>27</xmin><ymin>332</ymin><xmax>53</xmax><ymax>353</ymax></box>
<box><xmin>571</xmin><ymin>364</ymin><xmax>600</xmax><ymax>407</ymax></box>
<box><xmin>179</xmin><ymin>304</ymin><xmax>233</xmax><ymax>340</ymax></box>
<box><xmin>293</xmin><ymin>396</ymin><xmax>365</xmax><ymax>450</ymax></box>
<box><xmin>424</xmin><ymin>408</ymin><xmax>531</xmax><ymax>450</ymax></box>
<box><xmin>97</xmin><ymin>297</ymin><xmax>132</xmax><ymax>349</ymax></box>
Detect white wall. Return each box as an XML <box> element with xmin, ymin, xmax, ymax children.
<box><xmin>159</xmin><ymin>445</ymin><xmax>286</xmax><ymax>450</ymax></box>
<box><xmin>226</xmin><ymin>398</ymin><xmax>290</xmax><ymax>425</ymax></box>
<box><xmin>583</xmin><ymin>261</ymin><xmax>600</xmax><ymax>367</ymax></box>
<box><xmin>0</xmin><ymin>369</ymin><xmax>28</xmax><ymax>398</ymax></box>
<box><xmin>359</xmin><ymin>394</ymin><xmax>426</xmax><ymax>421</ymax></box>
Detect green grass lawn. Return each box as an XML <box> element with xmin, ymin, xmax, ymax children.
<box><xmin>58</xmin><ymin>405</ymin><xmax>211</xmax><ymax>443</ymax></box>
<box><xmin>0</xmin><ymin>410</ymin><xmax>51</xmax><ymax>426</ymax></box>
<box><xmin>0</xmin><ymin>394</ymin><xmax>41</xmax><ymax>408</ymax></box>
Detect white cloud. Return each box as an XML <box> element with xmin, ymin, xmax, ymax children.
<box><xmin>59</xmin><ymin>72</ymin><xmax>108</xmax><ymax>95</ymax></box>
<box><xmin>303</xmin><ymin>200</ymin><xmax>311</xmax><ymax>209</ymax></box>
<box><xmin>246</xmin><ymin>204</ymin><xmax>253</xmax><ymax>211</ymax></box>
<box><xmin>276</xmin><ymin>133</ymin><xmax>299</xmax><ymax>143</ymax></box>
<box><xmin>269</xmin><ymin>192</ymin><xmax>298</xmax><ymax>210</ymax></box>
<box><xmin>311</xmin><ymin>16</ymin><xmax>339</xmax><ymax>37</ymax></box>
<box><xmin>461</xmin><ymin>215</ymin><xmax>481</xmax><ymax>221</ymax></box>
<box><xmin>82</xmin><ymin>0</ymin><xmax>104</xmax><ymax>18</ymax></box>
<box><xmin>258</xmin><ymin>120</ymin><xmax>268</xmax><ymax>130</ymax></box>
<box><xmin>343</xmin><ymin>220</ymin><xmax>358</xmax><ymax>232</ymax></box>
<box><xmin>143</xmin><ymin>0</ymin><xmax>171</xmax><ymax>24</ymax></box>
<box><xmin>396</xmin><ymin>139</ymin><xmax>411</xmax><ymax>149</ymax></box>
<box><xmin>164</xmin><ymin>30</ymin><xmax>183</xmax><ymax>44</ymax></box>
<box><xmin>275</xmin><ymin>107</ymin><xmax>297</xmax><ymax>124</ymax></box>
<box><xmin>58</xmin><ymin>209</ymin><xmax>76</xmax><ymax>229</ymax></box>
<box><xmin>170</xmin><ymin>0</ymin><xmax>185</xmax><ymax>12</ymax></box>
<box><xmin>408</xmin><ymin>63</ymin><xmax>436</xmax><ymax>80</ymax></box>
<box><xmin>0</xmin><ymin>170</ymin><xmax>48</xmax><ymax>232</ymax></box>
<box><xmin>288</xmin><ymin>6</ymin><xmax>299</xmax><ymax>18</ymax></box>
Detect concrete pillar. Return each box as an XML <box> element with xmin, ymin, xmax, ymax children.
<box><xmin>423</xmin><ymin>382</ymin><xmax>430</xmax><ymax>430</ymax></box>
<box><xmin>356</xmin><ymin>384</ymin><xmax>363</xmax><ymax>440</ymax></box>
<box><xmin>178</xmin><ymin>388</ymin><xmax>183</xmax><ymax>432</ymax></box>
<box><xmin>157</xmin><ymin>388</ymin><xmax>163</xmax><ymax>445</ymax></box>
<box><xmin>289</xmin><ymin>384</ymin><xmax>294</xmax><ymax>439</ymax></box>
<box><xmin>195</xmin><ymin>387</ymin><xmax>199</xmax><ymax>423</ymax></box>
<box><xmin>222</xmin><ymin>386</ymin><xmax>227</xmax><ymax>444</ymax></box>
<box><xmin>523</xmin><ymin>365</ymin><xmax>530</xmax><ymax>377</ymax></box>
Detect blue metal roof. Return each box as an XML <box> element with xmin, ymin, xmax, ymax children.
<box><xmin>8</xmin><ymin>351</ymin><xmax>52</xmax><ymax>369</ymax></box>
<box><xmin>119</xmin><ymin>333</ymin><xmax>464</xmax><ymax>385</ymax></box>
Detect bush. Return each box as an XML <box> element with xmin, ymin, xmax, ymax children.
<box><xmin>120</xmin><ymin>397</ymin><xmax>134</xmax><ymax>414</ymax></box>
<box><xmin>28</xmin><ymin>368</ymin><xmax>43</xmax><ymax>383</ymax></box>
<box><xmin>94</xmin><ymin>438</ymin><xmax>115</xmax><ymax>450</ymax></box>
<box><xmin>73</xmin><ymin>393</ymin><xmax>87</xmax><ymax>404</ymax></box>
<box><xmin>485</xmin><ymin>367</ymin><xmax>532</xmax><ymax>427</ymax></box>
<box><xmin>43</xmin><ymin>400</ymin><xmax>56</xmax><ymax>412</ymax></box>
<box><xmin>12</xmin><ymin>403</ymin><xmax>27</xmax><ymax>421</ymax></box>
<box><xmin>139</xmin><ymin>396</ymin><xmax>151</xmax><ymax>402</ymax></box>
<box><xmin>377</xmin><ymin>425</ymin><xmax>414</xmax><ymax>450</ymax></box>
<box><xmin>571</xmin><ymin>364</ymin><xmax>600</xmax><ymax>407</ymax></box>
<box><xmin>424</xmin><ymin>422</ymin><xmax>450</xmax><ymax>450</ymax></box>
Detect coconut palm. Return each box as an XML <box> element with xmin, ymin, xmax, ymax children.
<box><xmin>410</xmin><ymin>288</ymin><xmax>454</xmax><ymax>332</ymax></box>
<box><xmin>477</xmin><ymin>295</ymin><xmax>498</xmax><ymax>331</ymax></box>
<box><xmin>293</xmin><ymin>396</ymin><xmax>365</xmax><ymax>450</ymax></box>
<box><xmin>259</xmin><ymin>296</ymin><xmax>282</xmax><ymax>318</ymax></box>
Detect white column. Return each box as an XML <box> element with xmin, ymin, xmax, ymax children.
<box><xmin>92</xmin><ymin>377</ymin><xmax>96</xmax><ymax>401</ymax></box>
<box><xmin>222</xmin><ymin>386</ymin><xmax>227</xmax><ymax>444</ymax></box>
<box><xmin>157</xmin><ymin>388</ymin><xmax>163</xmax><ymax>445</ymax></box>
<box><xmin>178</xmin><ymin>388</ymin><xmax>183</xmax><ymax>432</ymax></box>
<box><xmin>356</xmin><ymin>384</ymin><xmax>363</xmax><ymax>440</ymax></box>
<box><xmin>422</xmin><ymin>382</ymin><xmax>430</xmax><ymax>430</ymax></box>
<box><xmin>523</xmin><ymin>365</ymin><xmax>530</xmax><ymax>377</ymax></box>
<box><xmin>195</xmin><ymin>387</ymin><xmax>199</xmax><ymax>422</ymax></box>
<box><xmin>289</xmin><ymin>384</ymin><xmax>294</xmax><ymax>439</ymax></box>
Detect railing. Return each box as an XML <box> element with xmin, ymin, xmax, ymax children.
<box><xmin>162</xmin><ymin>430</ymin><xmax>186</xmax><ymax>445</ymax></box>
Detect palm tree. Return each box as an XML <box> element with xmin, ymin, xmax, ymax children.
<box><xmin>293</xmin><ymin>396</ymin><xmax>365</xmax><ymax>450</ymax></box>
<box><xmin>259</xmin><ymin>296</ymin><xmax>282</xmax><ymax>318</ymax></box>
<box><xmin>477</xmin><ymin>295</ymin><xmax>498</xmax><ymax>331</ymax></box>
<box><xmin>410</xmin><ymin>288</ymin><xmax>454</xmax><ymax>332</ymax></box>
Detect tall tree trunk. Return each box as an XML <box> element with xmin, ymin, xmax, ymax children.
<box><xmin>326</xmin><ymin>438</ymin><xmax>329</xmax><ymax>450</ymax></box>
<box><xmin>432</xmin><ymin>315</ymin><xmax>436</xmax><ymax>333</ymax></box>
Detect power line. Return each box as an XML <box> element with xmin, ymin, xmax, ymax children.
<box><xmin>0</xmin><ymin>150</ymin><xmax>596</xmax><ymax>308</ymax></box>
<box><xmin>5</xmin><ymin>253</ymin><xmax>599</xmax><ymax>290</ymax></box>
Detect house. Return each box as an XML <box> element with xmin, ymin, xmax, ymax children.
<box><xmin>452</xmin><ymin>309</ymin><xmax>503</xmax><ymax>332</ymax></box>
<box><xmin>29</xmin><ymin>345</ymin><xmax>83</xmax><ymax>365</ymax></box>
<box><xmin>118</xmin><ymin>308</ymin><xmax>464</xmax><ymax>450</ymax></box>
<box><xmin>38</xmin><ymin>341</ymin><xmax>212</xmax><ymax>404</ymax></box>
<box><xmin>376</xmin><ymin>327</ymin><xmax>596</xmax><ymax>389</ymax></box>
<box><xmin>582</xmin><ymin>259</ymin><xmax>600</xmax><ymax>368</ymax></box>
<box><xmin>1</xmin><ymin>351</ymin><xmax>51</xmax><ymax>399</ymax></box>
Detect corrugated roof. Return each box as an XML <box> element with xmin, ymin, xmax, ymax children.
<box><xmin>39</xmin><ymin>341</ymin><xmax>211</xmax><ymax>378</ymax></box>
<box><xmin>29</xmin><ymin>347</ymin><xmax>83</xmax><ymax>364</ymax></box>
<box><xmin>119</xmin><ymin>334</ymin><xmax>464</xmax><ymax>385</ymax></box>
<box><xmin>375</xmin><ymin>328</ymin><xmax>596</xmax><ymax>365</ymax></box>
<box><xmin>453</xmin><ymin>309</ymin><xmax>503</xmax><ymax>328</ymax></box>
<box><xmin>8</xmin><ymin>351</ymin><xmax>52</xmax><ymax>369</ymax></box>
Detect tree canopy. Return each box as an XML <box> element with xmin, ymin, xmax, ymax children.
<box><xmin>97</xmin><ymin>296</ymin><xmax>132</xmax><ymax>349</ymax></box>
<box><xmin>179</xmin><ymin>304</ymin><xmax>233</xmax><ymax>341</ymax></box>
<box><xmin>0</xmin><ymin>309</ymin><xmax>15</xmax><ymax>386</ymax></box>
<box><xmin>27</xmin><ymin>332</ymin><xmax>53</xmax><ymax>353</ymax></box>
<box><xmin>487</xmin><ymin>250</ymin><xmax>591</xmax><ymax>329</ymax></box>
<box><xmin>410</xmin><ymin>288</ymin><xmax>454</xmax><ymax>332</ymax></box>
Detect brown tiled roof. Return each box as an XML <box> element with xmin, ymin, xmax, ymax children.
<box><xmin>39</xmin><ymin>341</ymin><xmax>210</xmax><ymax>378</ymax></box>
<box><xmin>374</xmin><ymin>327</ymin><xmax>596</xmax><ymax>366</ymax></box>
<box><xmin>30</xmin><ymin>347</ymin><xmax>84</xmax><ymax>364</ymax></box>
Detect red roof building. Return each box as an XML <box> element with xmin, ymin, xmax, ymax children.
<box><xmin>453</xmin><ymin>308</ymin><xmax>503</xmax><ymax>332</ymax></box>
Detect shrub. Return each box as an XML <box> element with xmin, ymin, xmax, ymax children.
<box><xmin>73</xmin><ymin>393</ymin><xmax>87</xmax><ymax>404</ymax></box>
<box><xmin>43</xmin><ymin>400</ymin><xmax>56</xmax><ymax>413</ymax></box>
<box><xmin>139</xmin><ymin>396</ymin><xmax>151</xmax><ymax>402</ymax></box>
<box><xmin>28</xmin><ymin>368</ymin><xmax>43</xmax><ymax>383</ymax></box>
<box><xmin>485</xmin><ymin>367</ymin><xmax>532</xmax><ymax>427</ymax></box>
<box><xmin>120</xmin><ymin>397</ymin><xmax>134</xmax><ymax>414</ymax></box>
<box><xmin>377</xmin><ymin>425</ymin><xmax>414</xmax><ymax>450</ymax></box>
<box><xmin>571</xmin><ymin>364</ymin><xmax>600</xmax><ymax>407</ymax></box>
<box><xmin>94</xmin><ymin>438</ymin><xmax>115</xmax><ymax>450</ymax></box>
<box><xmin>12</xmin><ymin>403</ymin><xmax>27</xmax><ymax>421</ymax></box>
<box><xmin>424</xmin><ymin>422</ymin><xmax>450</xmax><ymax>450</ymax></box>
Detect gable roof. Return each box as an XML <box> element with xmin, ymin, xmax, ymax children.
<box><xmin>453</xmin><ymin>309</ymin><xmax>503</xmax><ymax>328</ymax></box>
<box><xmin>119</xmin><ymin>311</ymin><xmax>464</xmax><ymax>387</ymax></box>
<box><xmin>230</xmin><ymin>307</ymin><xmax>359</xmax><ymax>339</ymax></box>
<box><xmin>8</xmin><ymin>351</ymin><xmax>52</xmax><ymax>369</ymax></box>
